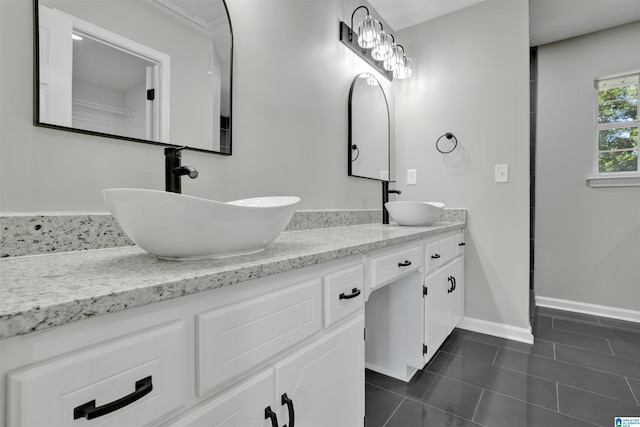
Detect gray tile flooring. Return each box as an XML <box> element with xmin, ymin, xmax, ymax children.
<box><xmin>365</xmin><ymin>307</ymin><xmax>640</xmax><ymax>427</ymax></box>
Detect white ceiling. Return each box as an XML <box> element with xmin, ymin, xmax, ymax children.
<box><xmin>367</xmin><ymin>0</ymin><xmax>640</xmax><ymax>46</ymax></box>
<box><xmin>529</xmin><ymin>0</ymin><xmax>640</xmax><ymax>46</ymax></box>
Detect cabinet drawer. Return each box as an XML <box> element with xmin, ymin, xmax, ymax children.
<box><xmin>439</xmin><ymin>234</ymin><xmax>457</xmax><ymax>265</ymax></box>
<box><xmin>7</xmin><ymin>321</ymin><xmax>185</xmax><ymax>427</ymax></box>
<box><xmin>196</xmin><ymin>278</ymin><xmax>323</xmax><ymax>396</ymax></box>
<box><xmin>369</xmin><ymin>241</ymin><xmax>423</xmax><ymax>289</ymax></box>
<box><xmin>323</xmin><ymin>264</ymin><xmax>365</xmax><ymax>328</ymax></box>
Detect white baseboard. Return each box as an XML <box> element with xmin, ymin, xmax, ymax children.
<box><xmin>536</xmin><ymin>296</ymin><xmax>640</xmax><ymax>323</ymax></box>
<box><xmin>457</xmin><ymin>316</ymin><xmax>534</xmax><ymax>344</ymax></box>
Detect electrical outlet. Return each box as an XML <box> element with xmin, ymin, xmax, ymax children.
<box><xmin>495</xmin><ymin>164</ymin><xmax>509</xmax><ymax>183</ymax></box>
<box><xmin>407</xmin><ymin>169</ymin><xmax>417</xmax><ymax>185</ymax></box>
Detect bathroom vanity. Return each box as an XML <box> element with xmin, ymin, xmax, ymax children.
<box><xmin>0</xmin><ymin>220</ymin><xmax>465</xmax><ymax>427</ymax></box>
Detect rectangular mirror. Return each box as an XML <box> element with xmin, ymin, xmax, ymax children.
<box><xmin>34</xmin><ymin>0</ymin><xmax>232</xmax><ymax>154</ymax></box>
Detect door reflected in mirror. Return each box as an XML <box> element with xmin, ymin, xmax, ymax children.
<box><xmin>35</xmin><ymin>0</ymin><xmax>233</xmax><ymax>154</ymax></box>
<box><xmin>348</xmin><ymin>73</ymin><xmax>390</xmax><ymax>181</ymax></box>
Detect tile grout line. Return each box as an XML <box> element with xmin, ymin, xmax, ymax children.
<box><xmin>382</xmin><ymin>397</ymin><xmax>405</xmax><ymax>427</ymax></box>
<box><xmin>626</xmin><ymin>377</ymin><xmax>640</xmax><ymax>406</ymax></box>
<box><xmin>607</xmin><ymin>339</ymin><xmax>616</xmax><ymax>356</ymax></box>
<box><xmin>466</xmin><ymin>355</ymin><xmax>640</xmax><ymax>406</ymax></box>
<box><xmin>491</xmin><ymin>346</ymin><xmax>499</xmax><ymax>365</ymax></box>
<box><xmin>472</xmin><ymin>388</ymin><xmax>485</xmax><ymax>422</ymax></box>
<box><xmin>556</xmin><ymin>382</ymin><xmax>560</xmax><ymax>412</ymax></box>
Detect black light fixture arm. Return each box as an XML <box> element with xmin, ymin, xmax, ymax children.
<box><xmin>350</xmin><ymin>5</ymin><xmax>370</xmax><ymax>40</ymax></box>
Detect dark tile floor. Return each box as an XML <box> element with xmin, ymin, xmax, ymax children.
<box><xmin>365</xmin><ymin>307</ymin><xmax>640</xmax><ymax>427</ymax></box>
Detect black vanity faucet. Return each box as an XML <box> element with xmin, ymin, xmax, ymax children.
<box><xmin>164</xmin><ymin>146</ymin><xmax>199</xmax><ymax>194</ymax></box>
<box><xmin>382</xmin><ymin>181</ymin><xmax>401</xmax><ymax>224</ymax></box>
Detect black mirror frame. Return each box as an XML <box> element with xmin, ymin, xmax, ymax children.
<box><xmin>347</xmin><ymin>73</ymin><xmax>391</xmax><ymax>182</ymax></box>
<box><xmin>32</xmin><ymin>0</ymin><xmax>234</xmax><ymax>155</ymax></box>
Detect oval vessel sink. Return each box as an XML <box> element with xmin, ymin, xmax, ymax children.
<box><xmin>103</xmin><ymin>189</ymin><xmax>300</xmax><ymax>260</ymax></box>
<box><xmin>385</xmin><ymin>201</ymin><xmax>445</xmax><ymax>226</ymax></box>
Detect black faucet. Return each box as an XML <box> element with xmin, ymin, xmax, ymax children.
<box><xmin>382</xmin><ymin>181</ymin><xmax>401</xmax><ymax>224</ymax></box>
<box><xmin>165</xmin><ymin>146</ymin><xmax>199</xmax><ymax>194</ymax></box>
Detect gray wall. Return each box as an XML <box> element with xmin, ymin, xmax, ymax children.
<box><xmin>395</xmin><ymin>0</ymin><xmax>531</xmax><ymax>331</ymax></box>
<box><xmin>0</xmin><ymin>0</ymin><xmax>389</xmax><ymax>212</ymax></box>
<box><xmin>1</xmin><ymin>0</ymin><xmax>533</xmax><ymax>332</ymax></box>
<box><xmin>535</xmin><ymin>22</ymin><xmax>640</xmax><ymax>312</ymax></box>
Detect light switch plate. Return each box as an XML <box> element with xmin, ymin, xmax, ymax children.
<box><xmin>407</xmin><ymin>169</ymin><xmax>417</xmax><ymax>185</ymax></box>
<box><xmin>495</xmin><ymin>164</ymin><xmax>509</xmax><ymax>183</ymax></box>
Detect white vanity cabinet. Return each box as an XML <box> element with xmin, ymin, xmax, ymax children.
<box><xmin>0</xmin><ymin>257</ymin><xmax>366</xmax><ymax>427</ymax></box>
<box><xmin>365</xmin><ymin>229</ymin><xmax>466</xmax><ymax>379</ymax></box>
<box><xmin>170</xmin><ymin>315</ymin><xmax>364</xmax><ymax>427</ymax></box>
<box><xmin>423</xmin><ymin>230</ymin><xmax>465</xmax><ymax>362</ymax></box>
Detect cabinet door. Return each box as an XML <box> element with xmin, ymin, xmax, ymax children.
<box><xmin>274</xmin><ymin>315</ymin><xmax>365</xmax><ymax>427</ymax></box>
<box><xmin>424</xmin><ymin>268</ymin><xmax>449</xmax><ymax>362</ymax></box>
<box><xmin>170</xmin><ymin>370</ymin><xmax>275</xmax><ymax>427</ymax></box>
<box><xmin>448</xmin><ymin>257</ymin><xmax>464</xmax><ymax>332</ymax></box>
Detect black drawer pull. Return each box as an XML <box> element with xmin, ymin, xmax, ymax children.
<box><xmin>398</xmin><ymin>260</ymin><xmax>412</xmax><ymax>267</ymax></box>
<box><xmin>459</xmin><ymin>242</ymin><xmax>466</xmax><ymax>247</ymax></box>
<box><xmin>447</xmin><ymin>276</ymin><xmax>454</xmax><ymax>293</ymax></box>
<box><xmin>265</xmin><ymin>406</ymin><xmax>279</xmax><ymax>427</ymax></box>
<box><xmin>282</xmin><ymin>393</ymin><xmax>295</xmax><ymax>427</ymax></box>
<box><xmin>73</xmin><ymin>376</ymin><xmax>152</xmax><ymax>420</ymax></box>
<box><xmin>431</xmin><ymin>254</ymin><xmax>441</xmax><ymax>259</ymax></box>
<box><xmin>339</xmin><ymin>288</ymin><xmax>361</xmax><ymax>300</ymax></box>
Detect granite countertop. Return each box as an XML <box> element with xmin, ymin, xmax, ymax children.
<box><xmin>0</xmin><ymin>222</ymin><xmax>464</xmax><ymax>340</ymax></box>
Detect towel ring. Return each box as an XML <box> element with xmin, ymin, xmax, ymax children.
<box><xmin>436</xmin><ymin>132</ymin><xmax>457</xmax><ymax>154</ymax></box>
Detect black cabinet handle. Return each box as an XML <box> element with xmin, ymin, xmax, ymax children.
<box><xmin>452</xmin><ymin>276</ymin><xmax>457</xmax><ymax>291</ymax></box>
<box><xmin>339</xmin><ymin>288</ymin><xmax>361</xmax><ymax>300</ymax></box>
<box><xmin>398</xmin><ymin>260</ymin><xmax>412</xmax><ymax>267</ymax></box>
<box><xmin>73</xmin><ymin>376</ymin><xmax>153</xmax><ymax>420</ymax></box>
<box><xmin>447</xmin><ymin>276</ymin><xmax>454</xmax><ymax>293</ymax></box>
<box><xmin>431</xmin><ymin>254</ymin><xmax>441</xmax><ymax>259</ymax></box>
<box><xmin>265</xmin><ymin>406</ymin><xmax>279</xmax><ymax>427</ymax></box>
<box><xmin>282</xmin><ymin>393</ymin><xmax>295</xmax><ymax>427</ymax></box>
<box><xmin>458</xmin><ymin>242</ymin><xmax>466</xmax><ymax>247</ymax></box>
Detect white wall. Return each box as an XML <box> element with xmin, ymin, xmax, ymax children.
<box><xmin>395</xmin><ymin>0</ymin><xmax>531</xmax><ymax>330</ymax></box>
<box><xmin>0</xmin><ymin>0</ymin><xmax>387</xmax><ymax>212</ymax></box>
<box><xmin>535</xmin><ymin>22</ymin><xmax>640</xmax><ymax>312</ymax></box>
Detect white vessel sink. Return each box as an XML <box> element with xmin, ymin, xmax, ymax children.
<box><xmin>103</xmin><ymin>189</ymin><xmax>300</xmax><ymax>260</ymax></box>
<box><xmin>385</xmin><ymin>201</ymin><xmax>445</xmax><ymax>226</ymax></box>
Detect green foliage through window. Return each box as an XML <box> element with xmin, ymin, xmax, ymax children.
<box><xmin>596</xmin><ymin>74</ymin><xmax>639</xmax><ymax>174</ymax></box>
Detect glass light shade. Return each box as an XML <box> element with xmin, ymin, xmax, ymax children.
<box><xmin>371</xmin><ymin>31</ymin><xmax>392</xmax><ymax>61</ymax></box>
<box><xmin>383</xmin><ymin>45</ymin><xmax>404</xmax><ymax>71</ymax></box>
<box><xmin>394</xmin><ymin>56</ymin><xmax>412</xmax><ymax>79</ymax></box>
<box><xmin>357</xmin><ymin>15</ymin><xmax>378</xmax><ymax>49</ymax></box>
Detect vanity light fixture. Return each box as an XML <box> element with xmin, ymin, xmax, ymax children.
<box><xmin>339</xmin><ymin>5</ymin><xmax>413</xmax><ymax>81</ymax></box>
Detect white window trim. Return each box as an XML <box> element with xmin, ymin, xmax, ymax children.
<box><xmin>586</xmin><ymin>175</ymin><xmax>640</xmax><ymax>187</ymax></box>
<box><xmin>590</xmin><ymin>71</ymin><xmax>639</xmax><ymax>185</ymax></box>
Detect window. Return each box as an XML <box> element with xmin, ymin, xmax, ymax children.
<box><xmin>595</xmin><ymin>73</ymin><xmax>639</xmax><ymax>175</ymax></box>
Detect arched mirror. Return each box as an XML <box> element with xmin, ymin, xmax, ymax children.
<box><xmin>34</xmin><ymin>0</ymin><xmax>233</xmax><ymax>155</ymax></box>
<box><xmin>348</xmin><ymin>73</ymin><xmax>390</xmax><ymax>181</ymax></box>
